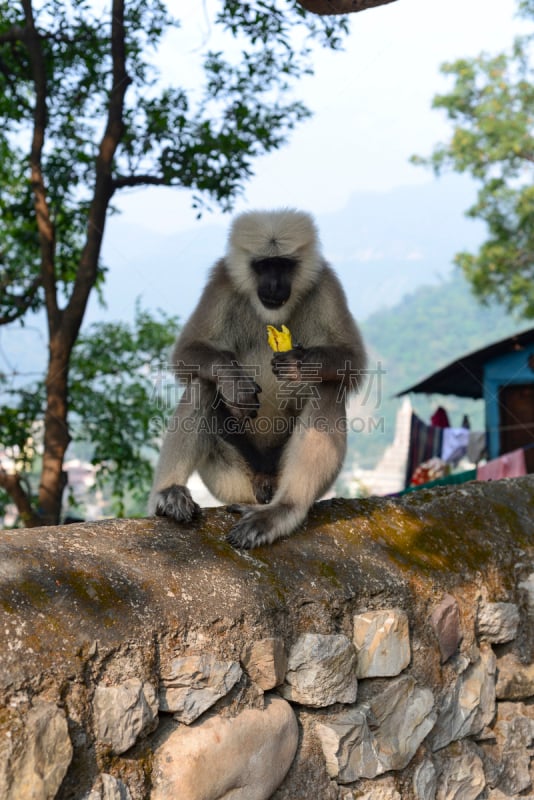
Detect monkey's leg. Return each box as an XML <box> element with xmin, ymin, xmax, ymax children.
<box><xmin>198</xmin><ymin>451</ymin><xmax>257</xmax><ymax>505</ymax></box>
<box><xmin>227</xmin><ymin>390</ymin><xmax>346</xmax><ymax>548</ymax></box>
<box><xmin>148</xmin><ymin>393</ymin><xmax>207</xmax><ymax>523</ymax></box>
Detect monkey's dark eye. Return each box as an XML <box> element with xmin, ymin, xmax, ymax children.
<box><xmin>251</xmin><ymin>257</ymin><xmax>297</xmax><ymax>309</ymax></box>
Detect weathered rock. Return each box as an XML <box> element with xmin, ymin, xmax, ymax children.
<box><xmin>315</xmin><ymin>675</ymin><xmax>436</xmax><ymax>781</ymax></box>
<box><xmin>159</xmin><ymin>654</ymin><xmax>242</xmax><ymax>723</ymax></box>
<box><xmin>355</xmin><ymin>780</ymin><xmax>402</xmax><ymax>800</ymax></box>
<box><xmin>85</xmin><ymin>774</ymin><xmax>132</xmax><ymax>799</ymax></box>
<box><xmin>476</xmin><ymin>601</ymin><xmax>519</xmax><ymax>644</ymax></box>
<box><xmin>413</xmin><ymin>759</ymin><xmax>437</xmax><ymax>800</ymax></box>
<box><xmin>151</xmin><ymin>694</ymin><xmax>298</xmax><ymax>800</ymax></box>
<box><xmin>487</xmin><ymin>790</ymin><xmax>534</xmax><ymax>800</ymax></box>
<box><xmin>430</xmin><ymin>594</ymin><xmax>462</xmax><ymax>664</ymax></box>
<box><xmin>479</xmin><ymin>701</ymin><xmax>534</xmax><ymax>796</ymax></box>
<box><xmin>316</xmin><ymin>706</ymin><xmax>368</xmax><ymax>782</ymax></box>
<box><xmin>519</xmin><ymin>572</ymin><xmax>534</xmax><ymax>605</ymax></box>
<box><xmin>353</xmin><ymin>609</ymin><xmax>410</xmax><ymax>678</ymax></box>
<box><xmin>93</xmin><ymin>678</ymin><xmax>158</xmax><ymax>754</ymax></box>
<box><xmin>0</xmin><ymin>702</ymin><xmax>73</xmax><ymax>800</ymax></box>
<box><xmin>103</xmin><ymin>774</ymin><xmax>131</xmax><ymax>800</ymax></box>
<box><xmin>241</xmin><ymin>637</ymin><xmax>287</xmax><ymax>690</ymax></box>
<box><xmin>432</xmin><ymin>645</ymin><xmax>496</xmax><ymax>751</ymax></box>
<box><xmin>519</xmin><ymin>572</ymin><xmax>534</xmax><ymax>660</ymax></box>
<box><xmin>436</xmin><ymin>742</ymin><xmax>486</xmax><ymax>800</ymax></box>
<box><xmin>281</xmin><ymin>633</ymin><xmax>357</xmax><ymax>707</ymax></box>
<box><xmin>495</xmin><ymin>651</ymin><xmax>534</xmax><ymax>699</ymax></box>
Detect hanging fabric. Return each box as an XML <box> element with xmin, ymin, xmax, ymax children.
<box><xmin>430</xmin><ymin>407</ymin><xmax>450</xmax><ymax>428</ymax></box>
<box><xmin>467</xmin><ymin>431</ymin><xmax>487</xmax><ymax>463</ymax></box>
<box><xmin>476</xmin><ymin>448</ymin><xmax>527</xmax><ymax>481</ymax></box>
<box><xmin>441</xmin><ymin>428</ymin><xmax>470</xmax><ymax>463</ymax></box>
<box><xmin>405</xmin><ymin>414</ymin><xmax>443</xmax><ymax>488</ymax></box>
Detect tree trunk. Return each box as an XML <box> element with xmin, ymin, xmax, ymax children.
<box><xmin>37</xmin><ymin>333</ymin><xmax>71</xmax><ymax>525</ymax></box>
<box><xmin>297</xmin><ymin>0</ymin><xmax>397</xmax><ymax>13</ymax></box>
<box><xmin>15</xmin><ymin>0</ymin><xmax>128</xmax><ymax>526</ymax></box>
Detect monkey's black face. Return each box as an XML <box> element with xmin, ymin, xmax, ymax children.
<box><xmin>251</xmin><ymin>256</ymin><xmax>298</xmax><ymax>309</ymax></box>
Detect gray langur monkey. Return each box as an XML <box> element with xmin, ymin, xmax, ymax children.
<box><xmin>148</xmin><ymin>209</ymin><xmax>366</xmax><ymax>549</ymax></box>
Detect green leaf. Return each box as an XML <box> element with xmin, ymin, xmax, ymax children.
<box><xmin>413</xmin><ymin>15</ymin><xmax>534</xmax><ymax>319</ymax></box>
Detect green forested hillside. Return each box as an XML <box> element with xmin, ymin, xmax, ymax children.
<box><xmin>352</xmin><ymin>271</ymin><xmax>531</xmax><ymax>467</ymax></box>
<box><xmin>362</xmin><ymin>271</ymin><xmax>526</xmax><ymax>392</ymax></box>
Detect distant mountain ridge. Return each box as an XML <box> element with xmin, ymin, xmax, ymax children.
<box><xmin>97</xmin><ymin>174</ymin><xmax>485</xmax><ymax>324</ymax></box>
<box><xmin>361</xmin><ymin>271</ymin><xmax>529</xmax><ymax>395</ymax></box>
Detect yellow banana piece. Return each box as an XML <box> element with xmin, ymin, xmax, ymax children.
<box><xmin>266</xmin><ymin>324</ymin><xmax>293</xmax><ymax>352</ymax></box>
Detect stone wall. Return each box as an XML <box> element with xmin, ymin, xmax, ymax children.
<box><xmin>0</xmin><ymin>475</ymin><xmax>533</xmax><ymax>800</ymax></box>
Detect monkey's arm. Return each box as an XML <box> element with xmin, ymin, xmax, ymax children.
<box><xmin>271</xmin><ymin>344</ymin><xmax>364</xmax><ymax>386</ymax></box>
<box><xmin>173</xmin><ymin>340</ymin><xmax>237</xmax><ymax>383</ymax></box>
<box><xmin>271</xmin><ymin>264</ymin><xmax>366</xmax><ymax>388</ymax></box>
<box><xmin>168</xmin><ymin>264</ymin><xmax>262</xmax><ymax>418</ymax></box>
<box><xmin>173</xmin><ymin>340</ymin><xmax>261</xmax><ymax>420</ymax></box>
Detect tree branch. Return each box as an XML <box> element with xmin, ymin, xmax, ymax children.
<box><xmin>0</xmin><ymin>25</ymin><xmax>26</xmax><ymax>43</ymax></box>
<box><xmin>296</xmin><ymin>0</ymin><xmax>397</xmax><ymax>14</ymax></box>
<box><xmin>0</xmin><ymin>276</ymin><xmax>42</xmax><ymax>325</ymax></box>
<box><xmin>65</xmin><ymin>0</ymin><xmax>130</xmax><ymax>340</ymax></box>
<box><xmin>0</xmin><ymin>467</ymin><xmax>40</xmax><ymax>527</ymax></box>
<box><xmin>20</xmin><ymin>0</ymin><xmax>58</xmax><ymax>328</ymax></box>
<box><xmin>113</xmin><ymin>174</ymin><xmax>168</xmax><ymax>190</ymax></box>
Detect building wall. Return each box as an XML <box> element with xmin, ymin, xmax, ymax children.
<box><xmin>483</xmin><ymin>344</ymin><xmax>534</xmax><ymax>459</ymax></box>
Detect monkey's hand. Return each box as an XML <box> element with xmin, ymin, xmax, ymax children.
<box><xmin>154</xmin><ymin>485</ymin><xmax>201</xmax><ymax>523</ymax></box>
<box><xmin>216</xmin><ymin>362</ymin><xmax>262</xmax><ymax>420</ymax></box>
<box><xmin>271</xmin><ymin>346</ymin><xmax>309</xmax><ymax>382</ymax></box>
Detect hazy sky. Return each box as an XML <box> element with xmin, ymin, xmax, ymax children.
<box><xmin>114</xmin><ymin>0</ymin><xmax>526</xmax><ymax>234</ymax></box>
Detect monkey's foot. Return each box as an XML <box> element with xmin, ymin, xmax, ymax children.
<box><xmin>227</xmin><ymin>512</ymin><xmax>275</xmax><ymax>549</ymax></box>
<box><xmin>154</xmin><ymin>484</ymin><xmax>201</xmax><ymax>523</ymax></box>
<box><xmin>227</xmin><ymin>504</ymin><xmax>302</xmax><ymax>549</ymax></box>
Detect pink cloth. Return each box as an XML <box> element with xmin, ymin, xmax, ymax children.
<box><xmin>476</xmin><ymin>448</ymin><xmax>527</xmax><ymax>481</ymax></box>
